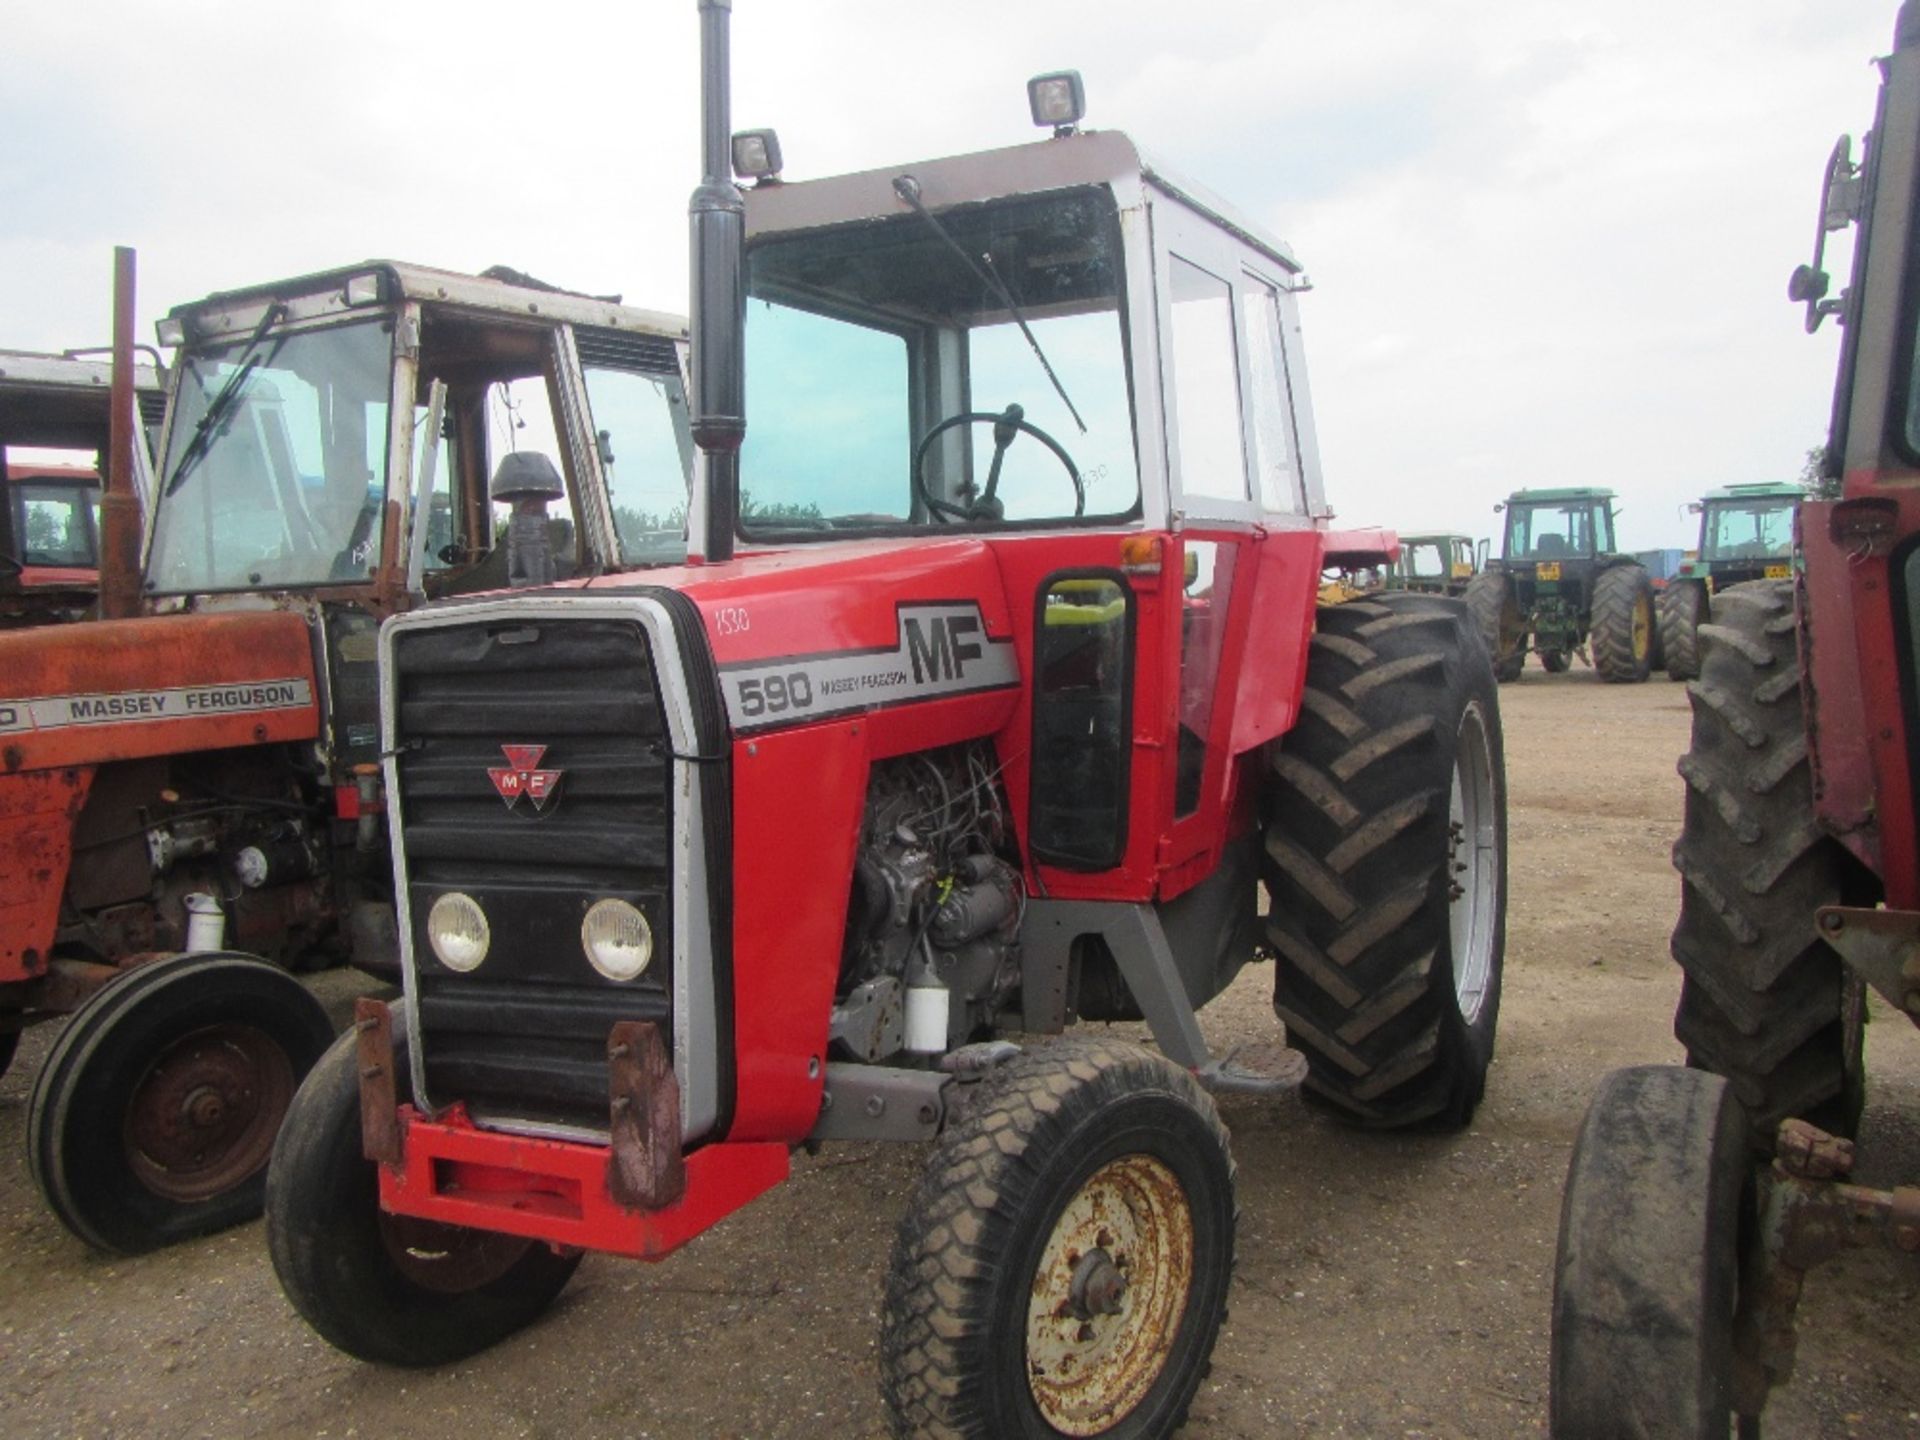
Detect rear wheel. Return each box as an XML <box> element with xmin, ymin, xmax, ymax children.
<box><xmin>27</xmin><ymin>952</ymin><xmax>335</xmax><ymax>1254</ymax></box>
<box><xmin>1672</xmin><ymin>580</ymin><xmax>1868</xmax><ymax>1150</ymax></box>
<box><xmin>1551</xmin><ymin>1065</ymin><xmax>1752</xmax><ymax>1439</ymax></box>
<box><xmin>879</xmin><ymin>1037</ymin><xmax>1235</xmax><ymax>1439</ymax></box>
<box><xmin>1463</xmin><ymin>571</ymin><xmax>1525</xmax><ymax>682</ymax></box>
<box><xmin>1590</xmin><ymin>564</ymin><xmax>1655</xmax><ymax>683</ymax></box>
<box><xmin>1661</xmin><ymin>581</ymin><xmax>1707</xmax><ymax>681</ymax></box>
<box><xmin>1263</xmin><ymin>595</ymin><xmax>1506</xmax><ymax>1129</ymax></box>
<box><xmin>266</xmin><ymin>1018</ymin><xmax>582</xmax><ymax>1367</ymax></box>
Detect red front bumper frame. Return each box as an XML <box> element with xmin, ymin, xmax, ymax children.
<box><xmin>377</xmin><ymin>1104</ymin><xmax>790</xmax><ymax>1260</ymax></box>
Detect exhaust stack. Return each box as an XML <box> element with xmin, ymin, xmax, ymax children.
<box><xmin>99</xmin><ymin>245</ymin><xmax>142</xmax><ymax>618</ymax></box>
<box><xmin>688</xmin><ymin>0</ymin><xmax>744</xmax><ymax>563</ymax></box>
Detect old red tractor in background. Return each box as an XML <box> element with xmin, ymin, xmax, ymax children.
<box><xmin>2</xmin><ymin>260</ymin><xmax>693</xmax><ymax>1253</ymax></box>
<box><xmin>266</xmin><ymin>6</ymin><xmax>1510</xmax><ymax>1438</ymax></box>
<box><xmin>1552</xmin><ymin>7</ymin><xmax>1920</xmax><ymax>1435</ymax></box>
<box><xmin>0</xmin><ymin>342</ymin><xmax>163</xmax><ymax>629</ymax></box>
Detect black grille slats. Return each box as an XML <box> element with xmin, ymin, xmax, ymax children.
<box><xmin>390</xmin><ymin>615</ymin><xmax>674</xmax><ymax>1132</ymax></box>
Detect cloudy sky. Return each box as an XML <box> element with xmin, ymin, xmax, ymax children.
<box><xmin>1</xmin><ymin>0</ymin><xmax>1896</xmax><ymax>549</ymax></box>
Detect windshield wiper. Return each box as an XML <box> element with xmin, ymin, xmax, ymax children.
<box><xmin>162</xmin><ymin>302</ymin><xmax>288</xmax><ymax>497</ymax></box>
<box><xmin>891</xmin><ymin>174</ymin><xmax>1087</xmax><ymax>434</ymax></box>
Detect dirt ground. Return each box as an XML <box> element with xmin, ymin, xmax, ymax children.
<box><xmin>4</xmin><ymin>667</ymin><xmax>1919</xmax><ymax>1439</ymax></box>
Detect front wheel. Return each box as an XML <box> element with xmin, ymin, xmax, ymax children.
<box><xmin>879</xmin><ymin>1038</ymin><xmax>1235</xmax><ymax>1439</ymax></box>
<box><xmin>1541</xmin><ymin>649</ymin><xmax>1571</xmax><ymax>674</ymax></box>
<box><xmin>1264</xmin><ymin>595</ymin><xmax>1507</xmax><ymax>1129</ymax></box>
<box><xmin>1551</xmin><ymin>1066</ymin><xmax>1753</xmax><ymax>1438</ymax></box>
<box><xmin>266</xmin><ymin>1018</ymin><xmax>581</xmax><ymax>1367</ymax></box>
<box><xmin>27</xmin><ymin>952</ymin><xmax>335</xmax><ymax>1254</ymax></box>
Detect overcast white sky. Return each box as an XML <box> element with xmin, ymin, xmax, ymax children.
<box><xmin>0</xmin><ymin>0</ymin><xmax>1897</xmax><ymax>549</ymax></box>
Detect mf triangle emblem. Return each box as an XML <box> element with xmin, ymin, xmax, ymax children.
<box><xmin>489</xmin><ymin>743</ymin><xmax>563</xmax><ymax>812</ymax></box>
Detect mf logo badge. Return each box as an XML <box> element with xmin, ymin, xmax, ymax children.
<box><xmin>489</xmin><ymin>744</ymin><xmax>563</xmax><ymax>812</ymax></box>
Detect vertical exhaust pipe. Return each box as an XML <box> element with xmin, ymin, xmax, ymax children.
<box><xmin>689</xmin><ymin>0</ymin><xmax>744</xmax><ymax>563</ymax></box>
<box><xmin>99</xmin><ymin>244</ymin><xmax>142</xmax><ymax>619</ymax></box>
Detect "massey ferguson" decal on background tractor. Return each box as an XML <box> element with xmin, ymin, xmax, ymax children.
<box><xmin>0</xmin><ymin>678</ymin><xmax>313</xmax><ymax>736</ymax></box>
<box><xmin>719</xmin><ymin>601</ymin><xmax>1018</xmax><ymax>734</ymax></box>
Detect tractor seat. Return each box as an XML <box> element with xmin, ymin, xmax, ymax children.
<box><xmin>1534</xmin><ymin>534</ymin><xmax>1568</xmax><ymax>558</ymax></box>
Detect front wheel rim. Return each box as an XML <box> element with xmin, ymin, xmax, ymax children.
<box><xmin>1025</xmin><ymin>1153</ymin><xmax>1195</xmax><ymax>1435</ymax></box>
<box><xmin>1448</xmin><ymin>703</ymin><xmax>1498</xmax><ymax>1025</ymax></box>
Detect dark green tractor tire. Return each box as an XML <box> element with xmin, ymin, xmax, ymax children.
<box><xmin>1671</xmin><ymin>580</ymin><xmax>1868</xmax><ymax>1152</ymax></box>
<box><xmin>1660</xmin><ymin>581</ymin><xmax>1707</xmax><ymax>681</ymax></box>
<box><xmin>1463</xmin><ymin>571</ymin><xmax>1525</xmax><ymax>682</ymax></box>
<box><xmin>1541</xmin><ymin>650</ymin><xmax>1571</xmax><ymax>673</ymax></box>
<box><xmin>1263</xmin><ymin>595</ymin><xmax>1507</xmax><ymax>1129</ymax></box>
<box><xmin>1590</xmin><ymin>563</ymin><xmax>1655</xmax><ymax>683</ymax></box>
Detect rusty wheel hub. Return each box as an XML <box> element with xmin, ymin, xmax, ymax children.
<box><xmin>1025</xmin><ymin>1153</ymin><xmax>1194</xmax><ymax>1436</ymax></box>
<box><xmin>378</xmin><ymin>1211</ymin><xmax>535</xmax><ymax>1295</ymax></box>
<box><xmin>123</xmin><ymin>1023</ymin><xmax>295</xmax><ymax>1203</ymax></box>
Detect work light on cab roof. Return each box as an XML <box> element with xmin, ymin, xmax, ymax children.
<box><xmin>1028</xmin><ymin>70</ymin><xmax>1086</xmax><ymax>134</ymax></box>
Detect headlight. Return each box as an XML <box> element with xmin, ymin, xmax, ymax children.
<box><xmin>427</xmin><ymin>892</ymin><xmax>490</xmax><ymax>971</ymax></box>
<box><xmin>582</xmin><ymin>898</ymin><xmax>654</xmax><ymax>982</ymax></box>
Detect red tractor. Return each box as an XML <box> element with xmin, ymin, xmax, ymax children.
<box><xmin>0</xmin><ymin>345</ymin><xmax>163</xmax><ymax>628</ymax></box>
<box><xmin>1</xmin><ymin>261</ymin><xmax>693</xmax><ymax>1253</ymax></box>
<box><xmin>1551</xmin><ymin>7</ymin><xmax>1920</xmax><ymax>1434</ymax></box>
<box><xmin>266</xmin><ymin>8</ymin><xmax>1510</xmax><ymax>1437</ymax></box>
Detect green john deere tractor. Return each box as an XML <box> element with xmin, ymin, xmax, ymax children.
<box><xmin>1385</xmin><ymin>531</ymin><xmax>1480</xmax><ymax>596</ymax></box>
<box><xmin>1656</xmin><ymin>481</ymin><xmax>1804</xmax><ymax>680</ymax></box>
<box><xmin>1462</xmin><ymin>486</ymin><xmax>1655</xmax><ymax>682</ymax></box>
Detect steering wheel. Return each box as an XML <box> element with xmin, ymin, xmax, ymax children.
<box><xmin>913</xmin><ymin>404</ymin><xmax>1084</xmax><ymax>523</ymax></box>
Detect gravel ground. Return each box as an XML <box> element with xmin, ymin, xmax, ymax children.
<box><xmin>2</xmin><ymin>665</ymin><xmax>1918</xmax><ymax>1438</ymax></box>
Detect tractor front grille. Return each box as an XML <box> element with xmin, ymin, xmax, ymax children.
<box><xmin>390</xmin><ymin>615</ymin><xmax>674</xmax><ymax>1133</ymax></box>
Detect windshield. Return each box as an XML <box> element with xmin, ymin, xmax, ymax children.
<box><xmin>1402</xmin><ymin>542</ymin><xmax>1446</xmax><ymax>578</ymax></box>
<box><xmin>14</xmin><ymin>481</ymin><xmax>99</xmax><ymax>567</ymax></box>
<box><xmin>1701</xmin><ymin>499</ymin><xmax>1796</xmax><ymax>560</ymax></box>
<box><xmin>741</xmin><ymin>185</ymin><xmax>1138</xmax><ymax>535</ymax></box>
<box><xmin>148</xmin><ymin>318</ymin><xmax>393</xmax><ymax>592</ymax></box>
<box><xmin>1506</xmin><ymin>502</ymin><xmax>1602</xmax><ymax>560</ymax></box>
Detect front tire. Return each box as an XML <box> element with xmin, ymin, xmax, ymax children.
<box><xmin>1660</xmin><ymin>581</ymin><xmax>1706</xmax><ymax>681</ymax></box>
<box><xmin>266</xmin><ymin>1019</ymin><xmax>582</xmax><ymax>1367</ymax></box>
<box><xmin>27</xmin><ymin>952</ymin><xmax>335</xmax><ymax>1254</ymax></box>
<box><xmin>1541</xmin><ymin>649</ymin><xmax>1571</xmax><ymax>674</ymax></box>
<box><xmin>1263</xmin><ymin>595</ymin><xmax>1507</xmax><ymax>1129</ymax></box>
<box><xmin>1671</xmin><ymin>580</ymin><xmax>1868</xmax><ymax>1150</ymax></box>
<box><xmin>879</xmin><ymin>1038</ymin><xmax>1235</xmax><ymax>1439</ymax></box>
<box><xmin>1590</xmin><ymin>564</ymin><xmax>1655</xmax><ymax>683</ymax></box>
<box><xmin>1550</xmin><ymin>1066</ymin><xmax>1752</xmax><ymax>1439</ymax></box>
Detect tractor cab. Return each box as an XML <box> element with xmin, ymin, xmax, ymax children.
<box><xmin>0</xmin><ymin>348</ymin><xmax>164</xmax><ymax>627</ymax></box>
<box><xmin>1388</xmin><ymin>531</ymin><xmax>1477</xmax><ymax>595</ymax></box>
<box><xmin>1684</xmin><ymin>481</ymin><xmax>1802</xmax><ymax>582</ymax></box>
<box><xmin>1497</xmin><ymin>486</ymin><xmax>1618</xmax><ymax>574</ymax></box>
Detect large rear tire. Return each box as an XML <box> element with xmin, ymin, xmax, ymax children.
<box><xmin>266</xmin><ymin>1019</ymin><xmax>582</xmax><ymax>1367</ymax></box>
<box><xmin>27</xmin><ymin>952</ymin><xmax>335</xmax><ymax>1254</ymax></box>
<box><xmin>1550</xmin><ymin>1066</ymin><xmax>1752</xmax><ymax>1439</ymax></box>
<box><xmin>879</xmin><ymin>1037</ymin><xmax>1235</xmax><ymax>1439</ymax></box>
<box><xmin>1590</xmin><ymin>563</ymin><xmax>1655</xmax><ymax>683</ymax></box>
<box><xmin>1263</xmin><ymin>595</ymin><xmax>1507</xmax><ymax>1129</ymax></box>
<box><xmin>1671</xmin><ymin>579</ymin><xmax>1868</xmax><ymax>1151</ymax></box>
<box><xmin>1463</xmin><ymin>571</ymin><xmax>1525</xmax><ymax>682</ymax></box>
<box><xmin>1660</xmin><ymin>580</ymin><xmax>1707</xmax><ymax>681</ymax></box>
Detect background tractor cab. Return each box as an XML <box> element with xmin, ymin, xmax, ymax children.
<box><xmin>1656</xmin><ymin>480</ymin><xmax>1805</xmax><ymax>679</ymax></box>
<box><xmin>274</xmin><ymin>15</ymin><xmax>1507</xmax><ymax>1438</ymax></box>
<box><xmin>0</xmin><ymin>347</ymin><xmax>164</xmax><ymax>627</ymax></box>
<box><xmin>0</xmin><ymin>261</ymin><xmax>692</xmax><ymax>1255</ymax></box>
<box><xmin>1464</xmin><ymin>485</ymin><xmax>1657</xmax><ymax>681</ymax></box>
<box><xmin>1387</xmin><ymin>531</ymin><xmax>1479</xmax><ymax>596</ymax></box>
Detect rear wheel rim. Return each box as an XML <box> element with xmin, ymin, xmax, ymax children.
<box><xmin>1025</xmin><ymin>1154</ymin><xmax>1195</xmax><ymax>1435</ymax></box>
<box><xmin>123</xmin><ymin>1022</ymin><xmax>295</xmax><ymax>1203</ymax></box>
<box><xmin>1632</xmin><ymin>594</ymin><xmax>1652</xmax><ymax>661</ymax></box>
<box><xmin>1449</xmin><ymin>703</ymin><xmax>1497</xmax><ymax>1025</ymax></box>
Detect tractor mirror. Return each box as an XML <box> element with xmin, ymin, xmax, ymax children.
<box><xmin>1492</xmin><ymin>502</ymin><xmax>1505</xmax><ymax>514</ymax></box>
<box><xmin>1687</xmin><ymin>502</ymin><xmax>1703</xmax><ymax>515</ymax></box>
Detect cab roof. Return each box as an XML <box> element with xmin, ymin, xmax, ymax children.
<box><xmin>1398</xmin><ymin>532</ymin><xmax>1474</xmax><ymax>545</ymax></box>
<box><xmin>0</xmin><ymin>348</ymin><xmax>165</xmax><ymax>446</ymax></box>
<box><xmin>165</xmin><ymin>261</ymin><xmax>688</xmax><ymax>347</ymax></box>
<box><xmin>744</xmin><ymin>129</ymin><xmax>1303</xmax><ymax>276</ymax></box>
<box><xmin>1505</xmin><ymin>487</ymin><xmax>1617</xmax><ymax>504</ymax></box>
<box><xmin>1700</xmin><ymin>482</ymin><xmax>1805</xmax><ymax>503</ymax></box>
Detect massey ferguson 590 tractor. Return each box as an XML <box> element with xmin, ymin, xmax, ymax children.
<box><xmin>1552</xmin><ymin>8</ymin><xmax>1920</xmax><ymax>1434</ymax></box>
<box><xmin>2</xmin><ymin>262</ymin><xmax>692</xmax><ymax>1253</ymax></box>
<box><xmin>266</xmin><ymin>7</ymin><xmax>1509</xmax><ymax>1436</ymax></box>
